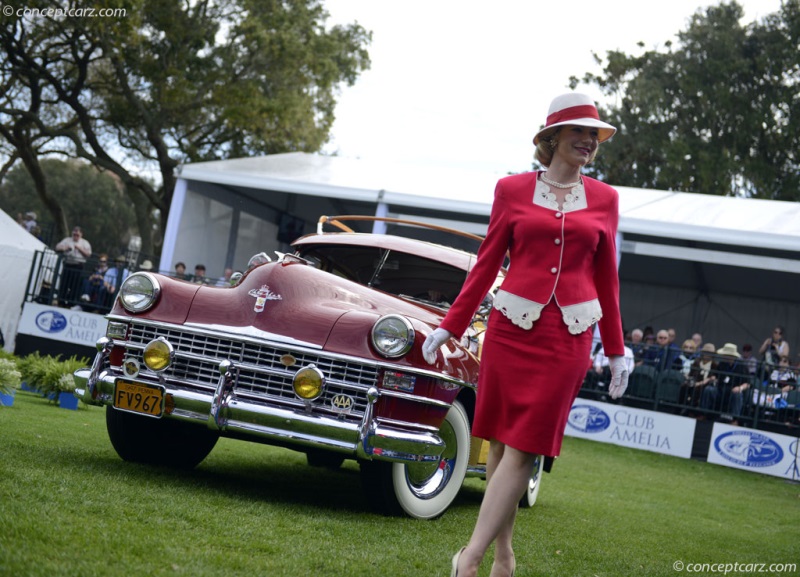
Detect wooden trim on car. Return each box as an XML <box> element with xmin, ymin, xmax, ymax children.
<box><xmin>317</xmin><ymin>215</ymin><xmax>486</xmax><ymax>243</ymax></box>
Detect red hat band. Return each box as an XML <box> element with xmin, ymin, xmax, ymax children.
<box><xmin>533</xmin><ymin>93</ymin><xmax>616</xmax><ymax>144</ymax></box>
<box><xmin>545</xmin><ymin>104</ymin><xmax>599</xmax><ymax>128</ymax></box>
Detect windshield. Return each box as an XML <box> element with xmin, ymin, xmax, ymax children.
<box><xmin>296</xmin><ymin>245</ymin><xmax>469</xmax><ymax>308</ymax></box>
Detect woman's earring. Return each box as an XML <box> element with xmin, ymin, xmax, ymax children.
<box><xmin>549</xmin><ymin>139</ymin><xmax>557</xmax><ymax>150</ymax></box>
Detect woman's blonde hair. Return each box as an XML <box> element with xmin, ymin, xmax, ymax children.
<box><xmin>534</xmin><ymin>127</ymin><xmax>599</xmax><ymax>167</ymax></box>
<box><xmin>534</xmin><ymin>131</ymin><xmax>558</xmax><ymax>167</ymax></box>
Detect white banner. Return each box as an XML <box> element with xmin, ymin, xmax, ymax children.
<box><xmin>707</xmin><ymin>423</ymin><xmax>799</xmax><ymax>481</ymax></box>
<box><xmin>565</xmin><ymin>398</ymin><xmax>696</xmax><ymax>459</ymax></box>
<box><xmin>17</xmin><ymin>302</ymin><xmax>106</xmax><ymax>349</ymax></box>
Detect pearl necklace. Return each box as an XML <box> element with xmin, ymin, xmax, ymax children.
<box><xmin>541</xmin><ymin>172</ymin><xmax>581</xmax><ymax>189</ymax></box>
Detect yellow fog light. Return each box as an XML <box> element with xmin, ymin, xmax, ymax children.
<box><xmin>293</xmin><ymin>365</ymin><xmax>325</xmax><ymax>400</ymax></box>
<box><xmin>143</xmin><ymin>337</ymin><xmax>174</xmax><ymax>372</ymax></box>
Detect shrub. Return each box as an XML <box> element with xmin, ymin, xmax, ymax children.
<box><xmin>60</xmin><ymin>355</ymin><xmax>90</xmax><ymax>377</ymax></box>
<box><xmin>16</xmin><ymin>351</ymin><xmax>43</xmax><ymax>386</ymax></box>
<box><xmin>17</xmin><ymin>352</ymin><xmax>56</xmax><ymax>388</ymax></box>
<box><xmin>0</xmin><ymin>358</ymin><xmax>22</xmax><ymax>396</ymax></box>
<box><xmin>17</xmin><ymin>353</ymin><xmax>89</xmax><ymax>399</ymax></box>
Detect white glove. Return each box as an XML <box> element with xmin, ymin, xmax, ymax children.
<box><xmin>422</xmin><ymin>328</ymin><xmax>453</xmax><ymax>365</ymax></box>
<box><xmin>608</xmin><ymin>356</ymin><xmax>630</xmax><ymax>400</ymax></box>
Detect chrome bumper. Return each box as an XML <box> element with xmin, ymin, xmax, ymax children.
<box><xmin>73</xmin><ymin>361</ymin><xmax>446</xmax><ymax>465</ymax></box>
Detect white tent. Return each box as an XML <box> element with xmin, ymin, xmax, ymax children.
<box><xmin>0</xmin><ymin>208</ymin><xmax>46</xmax><ymax>351</ymax></box>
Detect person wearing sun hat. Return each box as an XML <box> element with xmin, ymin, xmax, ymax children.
<box><xmin>685</xmin><ymin>342</ymin><xmax>718</xmax><ymax>408</ymax></box>
<box><xmin>423</xmin><ymin>93</ymin><xmax>625</xmax><ymax>577</ymax></box>
<box><xmin>716</xmin><ymin>342</ymin><xmax>741</xmax><ymax>359</ymax></box>
<box><xmin>700</xmin><ymin>342</ymin><xmax>750</xmax><ymax>423</ymax></box>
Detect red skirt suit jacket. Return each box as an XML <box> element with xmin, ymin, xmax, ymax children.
<box><xmin>440</xmin><ymin>171</ymin><xmax>624</xmax><ymax>355</ymax></box>
<box><xmin>438</xmin><ymin>172</ymin><xmax>625</xmax><ymax>455</ymax></box>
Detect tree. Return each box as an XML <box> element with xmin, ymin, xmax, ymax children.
<box><xmin>571</xmin><ymin>0</ymin><xmax>799</xmax><ymax>201</ymax></box>
<box><xmin>0</xmin><ymin>0</ymin><xmax>371</xmax><ymax>254</ymax></box>
<box><xmin>0</xmin><ymin>158</ymin><xmax>137</xmax><ymax>256</ymax></box>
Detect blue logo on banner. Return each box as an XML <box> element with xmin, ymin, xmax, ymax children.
<box><xmin>714</xmin><ymin>431</ymin><xmax>783</xmax><ymax>468</ymax></box>
<box><xmin>35</xmin><ymin>310</ymin><xmax>68</xmax><ymax>333</ymax></box>
<box><xmin>786</xmin><ymin>440</ymin><xmax>799</xmax><ymax>480</ymax></box>
<box><xmin>567</xmin><ymin>404</ymin><xmax>611</xmax><ymax>433</ymax></box>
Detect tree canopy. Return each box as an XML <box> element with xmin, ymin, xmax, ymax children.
<box><xmin>573</xmin><ymin>0</ymin><xmax>799</xmax><ymax>201</ymax></box>
<box><xmin>0</xmin><ymin>0</ymin><xmax>371</xmax><ymax>253</ymax></box>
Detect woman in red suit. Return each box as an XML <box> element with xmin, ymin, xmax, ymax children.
<box><xmin>422</xmin><ymin>93</ymin><xmax>629</xmax><ymax>577</ymax></box>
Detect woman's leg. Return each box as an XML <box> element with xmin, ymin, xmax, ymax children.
<box><xmin>456</xmin><ymin>441</ymin><xmax>537</xmax><ymax>577</ymax></box>
<box><xmin>487</xmin><ymin>441</ymin><xmax>520</xmax><ymax>576</ymax></box>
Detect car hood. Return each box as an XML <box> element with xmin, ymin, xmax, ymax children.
<box><xmin>183</xmin><ymin>260</ymin><xmax>444</xmax><ymax>348</ymax></box>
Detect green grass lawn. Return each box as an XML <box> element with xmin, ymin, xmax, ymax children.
<box><xmin>1</xmin><ymin>390</ymin><xmax>798</xmax><ymax>577</ymax></box>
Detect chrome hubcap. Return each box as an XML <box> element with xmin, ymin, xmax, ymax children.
<box><xmin>403</xmin><ymin>416</ymin><xmax>458</xmax><ymax>499</ymax></box>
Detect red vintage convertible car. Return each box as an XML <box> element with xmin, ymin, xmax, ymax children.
<box><xmin>73</xmin><ymin>216</ymin><xmax>544</xmax><ymax>519</ymax></box>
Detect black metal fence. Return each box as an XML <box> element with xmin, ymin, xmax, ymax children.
<box><xmin>25</xmin><ymin>249</ymin><xmax>160</xmax><ymax>315</ymax></box>
<box><xmin>582</xmin><ymin>349</ymin><xmax>800</xmax><ymax>437</ymax></box>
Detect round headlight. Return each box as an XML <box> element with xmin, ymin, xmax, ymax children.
<box><xmin>371</xmin><ymin>315</ymin><xmax>415</xmax><ymax>358</ymax></box>
<box><xmin>143</xmin><ymin>338</ymin><xmax>173</xmax><ymax>372</ymax></box>
<box><xmin>119</xmin><ymin>273</ymin><xmax>160</xmax><ymax>313</ymax></box>
<box><xmin>293</xmin><ymin>365</ymin><xmax>325</xmax><ymax>400</ymax></box>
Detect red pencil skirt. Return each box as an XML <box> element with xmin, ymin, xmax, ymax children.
<box><xmin>471</xmin><ymin>301</ymin><xmax>593</xmax><ymax>457</ymax></box>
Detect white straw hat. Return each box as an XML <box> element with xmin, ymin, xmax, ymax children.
<box><xmin>716</xmin><ymin>343</ymin><xmax>741</xmax><ymax>358</ymax></box>
<box><xmin>533</xmin><ymin>93</ymin><xmax>617</xmax><ymax>145</ymax></box>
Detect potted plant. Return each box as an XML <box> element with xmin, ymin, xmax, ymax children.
<box><xmin>0</xmin><ymin>357</ymin><xmax>22</xmax><ymax>407</ymax></box>
<box><xmin>56</xmin><ymin>355</ymin><xmax>87</xmax><ymax>410</ymax></box>
<box><xmin>56</xmin><ymin>373</ymin><xmax>79</xmax><ymax>410</ymax></box>
<box><xmin>33</xmin><ymin>354</ymin><xmax>62</xmax><ymax>402</ymax></box>
<box><xmin>15</xmin><ymin>351</ymin><xmax>41</xmax><ymax>393</ymax></box>
<box><xmin>17</xmin><ymin>352</ymin><xmax>52</xmax><ymax>397</ymax></box>
<box><xmin>16</xmin><ymin>353</ymin><xmax>88</xmax><ymax>408</ymax></box>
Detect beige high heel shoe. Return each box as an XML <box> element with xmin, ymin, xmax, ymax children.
<box><xmin>451</xmin><ymin>547</ymin><xmax>466</xmax><ymax>577</ymax></box>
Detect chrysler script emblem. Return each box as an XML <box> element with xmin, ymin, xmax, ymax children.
<box><xmin>248</xmin><ymin>284</ymin><xmax>282</xmax><ymax>312</ymax></box>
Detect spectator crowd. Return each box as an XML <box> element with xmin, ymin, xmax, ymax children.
<box><xmin>585</xmin><ymin>324</ymin><xmax>799</xmax><ymax>431</ymax></box>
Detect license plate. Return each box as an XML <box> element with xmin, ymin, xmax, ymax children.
<box><xmin>114</xmin><ymin>380</ymin><xmax>164</xmax><ymax>417</ymax></box>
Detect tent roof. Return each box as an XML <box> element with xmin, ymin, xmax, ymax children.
<box><xmin>179</xmin><ymin>152</ymin><xmax>800</xmax><ymax>253</ymax></box>
<box><xmin>179</xmin><ymin>152</ymin><xmax>498</xmax><ymax>216</ymax></box>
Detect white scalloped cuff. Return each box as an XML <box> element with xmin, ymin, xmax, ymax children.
<box><xmin>493</xmin><ymin>290</ymin><xmax>602</xmax><ymax>335</ymax></box>
<box><xmin>560</xmin><ymin>299</ymin><xmax>603</xmax><ymax>334</ymax></box>
<box><xmin>493</xmin><ymin>290</ymin><xmax>544</xmax><ymax>330</ymax></box>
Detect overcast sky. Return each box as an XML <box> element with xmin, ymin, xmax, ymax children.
<box><xmin>322</xmin><ymin>0</ymin><xmax>782</xmax><ymax>177</ymax></box>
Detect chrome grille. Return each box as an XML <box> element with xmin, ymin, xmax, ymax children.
<box><xmin>121</xmin><ymin>322</ymin><xmax>379</xmax><ymax>421</ymax></box>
